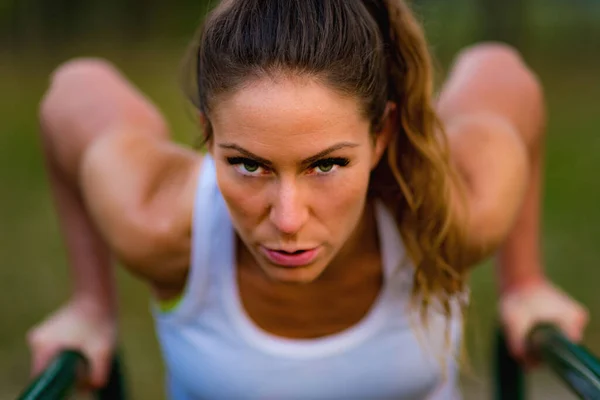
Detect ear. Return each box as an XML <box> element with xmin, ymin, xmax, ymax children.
<box><xmin>371</xmin><ymin>102</ymin><xmax>396</xmax><ymax>170</ymax></box>
<box><xmin>199</xmin><ymin>113</ymin><xmax>214</xmax><ymax>154</ymax></box>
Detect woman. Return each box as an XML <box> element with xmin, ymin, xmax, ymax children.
<box><xmin>28</xmin><ymin>0</ymin><xmax>588</xmax><ymax>398</ymax></box>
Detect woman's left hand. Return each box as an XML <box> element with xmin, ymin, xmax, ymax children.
<box><xmin>499</xmin><ymin>277</ymin><xmax>589</xmax><ymax>366</ymax></box>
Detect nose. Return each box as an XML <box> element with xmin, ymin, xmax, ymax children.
<box><xmin>269</xmin><ymin>178</ymin><xmax>308</xmax><ymax>235</ymax></box>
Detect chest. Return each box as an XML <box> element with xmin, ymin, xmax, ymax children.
<box><xmin>154</xmin><ymin>238</ymin><xmax>462</xmax><ymax>400</ymax></box>
<box><xmin>159</xmin><ymin>320</ymin><xmax>452</xmax><ymax>400</ymax></box>
<box><xmin>237</xmin><ymin>253</ymin><xmax>384</xmax><ymax>340</ymax></box>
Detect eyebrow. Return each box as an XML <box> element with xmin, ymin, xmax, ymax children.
<box><xmin>218</xmin><ymin>142</ymin><xmax>360</xmax><ymax>166</ymax></box>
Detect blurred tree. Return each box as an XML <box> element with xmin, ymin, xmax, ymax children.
<box><xmin>478</xmin><ymin>0</ymin><xmax>528</xmax><ymax>50</ymax></box>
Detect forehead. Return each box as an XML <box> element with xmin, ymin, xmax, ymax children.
<box><xmin>209</xmin><ymin>76</ymin><xmax>371</xmax><ymax>150</ymax></box>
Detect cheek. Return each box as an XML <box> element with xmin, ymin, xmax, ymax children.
<box><xmin>215</xmin><ymin>167</ymin><xmax>266</xmax><ymax>233</ymax></box>
<box><xmin>312</xmin><ymin>167</ymin><xmax>371</xmax><ymax>232</ymax></box>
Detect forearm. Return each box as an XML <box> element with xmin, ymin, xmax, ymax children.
<box><xmin>495</xmin><ymin>119</ymin><xmax>546</xmax><ymax>293</ymax></box>
<box><xmin>44</xmin><ymin>140</ymin><xmax>117</xmax><ymax>314</ymax></box>
<box><xmin>37</xmin><ymin>59</ymin><xmax>131</xmax><ymax>314</ymax></box>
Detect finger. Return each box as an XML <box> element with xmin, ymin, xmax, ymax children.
<box><xmin>87</xmin><ymin>343</ymin><xmax>113</xmax><ymax>388</ymax></box>
<box><xmin>563</xmin><ymin>310</ymin><xmax>588</xmax><ymax>343</ymax></box>
<box><xmin>75</xmin><ymin>374</ymin><xmax>96</xmax><ymax>393</ymax></box>
<box><xmin>502</xmin><ymin>313</ymin><xmax>529</xmax><ymax>360</ymax></box>
<box><xmin>507</xmin><ymin>330</ymin><xmax>526</xmax><ymax>360</ymax></box>
<box><xmin>520</xmin><ymin>355</ymin><xmax>540</xmax><ymax>372</ymax></box>
<box><xmin>30</xmin><ymin>344</ymin><xmax>57</xmax><ymax>378</ymax></box>
<box><xmin>28</xmin><ymin>330</ymin><xmax>52</xmax><ymax>377</ymax></box>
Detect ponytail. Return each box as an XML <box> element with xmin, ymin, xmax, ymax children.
<box><xmin>368</xmin><ymin>0</ymin><xmax>470</xmax><ymax>330</ymax></box>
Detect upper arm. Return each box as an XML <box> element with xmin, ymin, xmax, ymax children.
<box><xmin>446</xmin><ymin>114</ymin><xmax>529</xmax><ymax>258</ymax></box>
<box><xmin>80</xmin><ymin>129</ymin><xmax>202</xmax><ymax>289</ymax></box>
<box><xmin>39</xmin><ymin>58</ymin><xmax>202</xmax><ymax>292</ymax></box>
<box><xmin>437</xmin><ymin>43</ymin><xmax>543</xmax><ymax>261</ymax></box>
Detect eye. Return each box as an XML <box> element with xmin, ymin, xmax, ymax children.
<box><xmin>226</xmin><ymin>157</ymin><xmax>269</xmax><ymax>176</ymax></box>
<box><xmin>309</xmin><ymin>157</ymin><xmax>350</xmax><ymax>175</ymax></box>
<box><xmin>316</xmin><ymin>160</ymin><xmax>335</xmax><ymax>173</ymax></box>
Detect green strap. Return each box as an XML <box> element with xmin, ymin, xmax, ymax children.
<box><xmin>157</xmin><ymin>293</ymin><xmax>183</xmax><ymax>313</ymax></box>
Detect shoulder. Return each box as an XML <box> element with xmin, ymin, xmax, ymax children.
<box><xmin>80</xmin><ymin>128</ymin><xmax>205</xmax><ymax>290</ymax></box>
<box><xmin>446</xmin><ymin>113</ymin><xmax>529</xmax><ymax>253</ymax></box>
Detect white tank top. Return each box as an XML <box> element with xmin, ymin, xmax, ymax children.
<box><xmin>152</xmin><ymin>156</ymin><xmax>464</xmax><ymax>399</ymax></box>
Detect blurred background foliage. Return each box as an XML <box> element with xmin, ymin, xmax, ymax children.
<box><xmin>1</xmin><ymin>0</ymin><xmax>600</xmax><ymax>398</ymax></box>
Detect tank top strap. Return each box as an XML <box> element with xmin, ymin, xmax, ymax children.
<box><xmin>153</xmin><ymin>156</ymin><xmax>219</xmax><ymax>324</ymax></box>
<box><xmin>374</xmin><ymin>199</ymin><xmax>412</xmax><ymax>283</ymax></box>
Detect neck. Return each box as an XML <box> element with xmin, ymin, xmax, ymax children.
<box><xmin>319</xmin><ymin>199</ymin><xmax>381</xmax><ymax>282</ymax></box>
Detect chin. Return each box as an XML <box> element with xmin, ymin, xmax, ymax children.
<box><xmin>261</xmin><ymin>264</ymin><xmax>327</xmax><ymax>284</ymax></box>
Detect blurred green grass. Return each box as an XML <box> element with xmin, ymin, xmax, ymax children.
<box><xmin>2</xmin><ymin>34</ymin><xmax>600</xmax><ymax>399</ymax></box>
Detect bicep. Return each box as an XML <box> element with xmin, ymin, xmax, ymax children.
<box><xmin>447</xmin><ymin>115</ymin><xmax>529</xmax><ymax>260</ymax></box>
<box><xmin>80</xmin><ymin>130</ymin><xmax>201</xmax><ymax>287</ymax></box>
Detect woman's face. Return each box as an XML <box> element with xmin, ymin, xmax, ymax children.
<box><xmin>208</xmin><ymin>75</ymin><xmax>390</xmax><ymax>283</ymax></box>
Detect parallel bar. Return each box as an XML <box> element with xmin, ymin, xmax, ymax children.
<box><xmin>494</xmin><ymin>326</ymin><xmax>525</xmax><ymax>400</ymax></box>
<box><xmin>494</xmin><ymin>323</ymin><xmax>600</xmax><ymax>400</ymax></box>
<box><xmin>17</xmin><ymin>350</ymin><xmax>86</xmax><ymax>400</ymax></box>
<box><xmin>16</xmin><ymin>350</ymin><xmax>127</xmax><ymax>400</ymax></box>
<box><xmin>528</xmin><ymin>323</ymin><xmax>600</xmax><ymax>399</ymax></box>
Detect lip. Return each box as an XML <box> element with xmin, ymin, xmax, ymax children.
<box><xmin>260</xmin><ymin>246</ymin><xmax>320</xmax><ymax>267</ymax></box>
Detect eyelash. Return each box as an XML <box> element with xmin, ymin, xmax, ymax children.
<box><xmin>225</xmin><ymin>157</ymin><xmax>350</xmax><ymax>176</ymax></box>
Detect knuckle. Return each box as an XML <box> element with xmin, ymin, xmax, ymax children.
<box><xmin>89</xmin><ymin>342</ymin><xmax>113</xmax><ymax>362</ymax></box>
<box><xmin>40</xmin><ymin>58</ymin><xmax>118</xmax><ymax>122</ymax></box>
<box><xmin>460</xmin><ymin>42</ymin><xmax>524</xmax><ymax>66</ymax></box>
<box><xmin>27</xmin><ymin>331</ymin><xmax>45</xmax><ymax>348</ymax></box>
<box><xmin>51</xmin><ymin>58</ymin><xmax>117</xmax><ymax>84</ymax></box>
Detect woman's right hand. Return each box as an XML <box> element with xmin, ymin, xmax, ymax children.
<box><xmin>27</xmin><ymin>297</ymin><xmax>117</xmax><ymax>388</ymax></box>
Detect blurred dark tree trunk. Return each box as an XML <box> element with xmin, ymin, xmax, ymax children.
<box><xmin>5</xmin><ymin>0</ymin><xmax>83</xmax><ymax>52</ymax></box>
<box><xmin>6</xmin><ymin>0</ymin><xmax>27</xmax><ymax>52</ymax></box>
<box><xmin>1</xmin><ymin>0</ymin><xmax>217</xmax><ymax>51</ymax></box>
<box><xmin>6</xmin><ymin>0</ymin><xmax>41</xmax><ymax>53</ymax></box>
<box><xmin>121</xmin><ymin>0</ymin><xmax>156</xmax><ymax>40</ymax></box>
<box><xmin>39</xmin><ymin>0</ymin><xmax>82</xmax><ymax>46</ymax></box>
<box><xmin>478</xmin><ymin>0</ymin><xmax>528</xmax><ymax>51</ymax></box>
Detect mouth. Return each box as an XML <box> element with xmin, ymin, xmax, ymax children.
<box><xmin>260</xmin><ymin>246</ymin><xmax>320</xmax><ymax>267</ymax></box>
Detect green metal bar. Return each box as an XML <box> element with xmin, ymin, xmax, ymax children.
<box><xmin>494</xmin><ymin>326</ymin><xmax>525</xmax><ymax>400</ymax></box>
<box><xmin>16</xmin><ymin>350</ymin><xmax>127</xmax><ymax>400</ymax></box>
<box><xmin>528</xmin><ymin>323</ymin><xmax>600</xmax><ymax>399</ymax></box>
<box><xmin>494</xmin><ymin>323</ymin><xmax>600</xmax><ymax>400</ymax></box>
<box><xmin>17</xmin><ymin>350</ymin><xmax>86</xmax><ymax>400</ymax></box>
<box><xmin>95</xmin><ymin>351</ymin><xmax>127</xmax><ymax>400</ymax></box>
